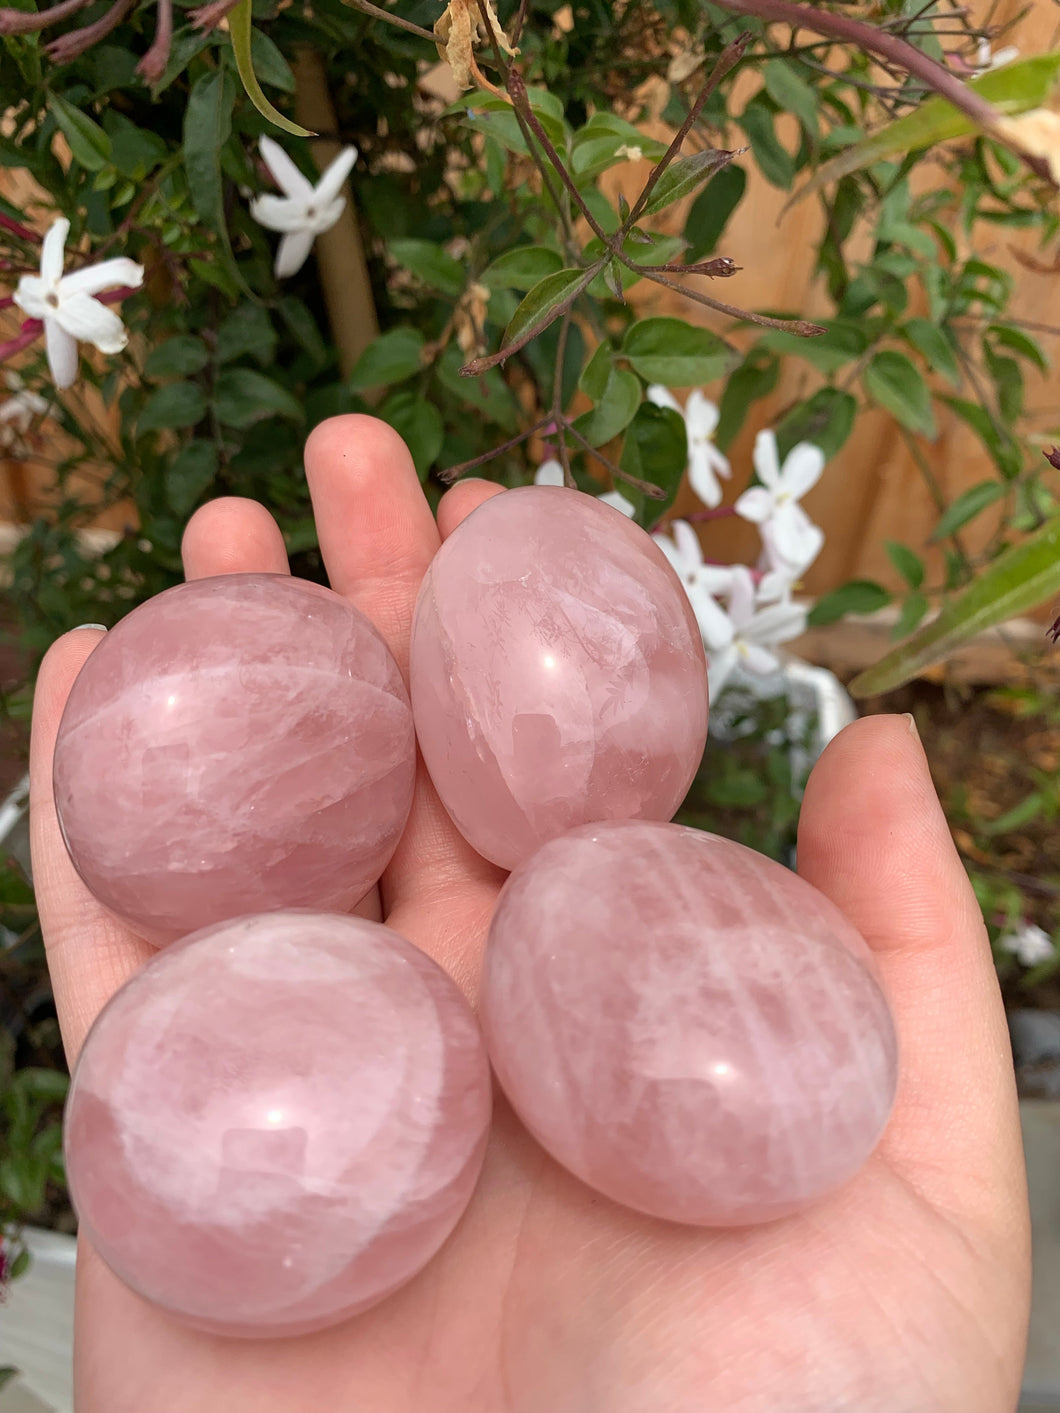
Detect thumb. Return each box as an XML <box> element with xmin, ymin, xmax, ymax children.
<box><xmin>796</xmin><ymin>714</ymin><xmax>1025</xmax><ymax>1228</ymax></box>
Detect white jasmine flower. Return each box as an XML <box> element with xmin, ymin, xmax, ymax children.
<box><xmin>647</xmin><ymin>385</ymin><xmax>731</xmax><ymax>508</ymax></box>
<box><xmin>999</xmin><ymin>921</ymin><xmax>1055</xmax><ymax>968</ymax></box>
<box><xmin>0</xmin><ymin>372</ymin><xmax>48</xmax><ymax>443</ymax></box>
<box><xmin>250</xmin><ymin>136</ymin><xmax>359</xmax><ymax>280</ymax></box>
<box><xmin>653</xmin><ymin>520</ymin><xmax>735</xmax><ymax>650</ymax></box>
<box><xmin>973</xmin><ymin>37</ymin><xmax>1019</xmax><ymax>72</ymax></box>
<box><xmin>534</xmin><ymin>460</ymin><xmax>636</xmax><ymax>517</ymax></box>
<box><xmin>13</xmin><ymin>218</ymin><xmax>143</xmax><ymax>391</ymax></box>
<box><xmin>705</xmin><ymin>565</ymin><xmax>807</xmax><ymax>699</ymax></box>
<box><xmin>735</xmin><ymin>430</ymin><xmax>825</xmax><ymax>578</ymax></box>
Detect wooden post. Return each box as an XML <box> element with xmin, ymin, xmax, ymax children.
<box><xmin>292</xmin><ymin>48</ymin><xmax>380</xmax><ymax>379</ymax></box>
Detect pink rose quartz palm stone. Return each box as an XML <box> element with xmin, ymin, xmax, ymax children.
<box><xmin>64</xmin><ymin>911</ymin><xmax>492</xmax><ymax>1337</ymax></box>
<box><xmin>410</xmin><ymin>486</ymin><xmax>708</xmax><ymax>871</ymax></box>
<box><xmin>482</xmin><ymin>821</ymin><xmax>898</xmax><ymax>1226</ymax></box>
<box><xmin>53</xmin><ymin>574</ymin><xmax>416</xmax><ymax>945</ymax></box>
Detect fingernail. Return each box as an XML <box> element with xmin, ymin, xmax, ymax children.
<box><xmin>903</xmin><ymin>711</ymin><xmax>919</xmax><ymax>739</ymax></box>
<box><xmin>73</xmin><ymin>623</ymin><xmax>107</xmax><ymax>632</ymax></box>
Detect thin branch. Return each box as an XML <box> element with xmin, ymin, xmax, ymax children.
<box><xmin>460</xmin><ymin>263</ymin><xmax>603</xmax><ymax>374</ymax></box>
<box><xmin>640</xmin><ymin>268</ymin><xmax>826</xmax><ymax>336</ymax></box>
<box><xmin>896</xmin><ymin>424</ymin><xmax>974</xmax><ymax>578</ymax></box>
<box><xmin>339</xmin><ymin>0</ymin><xmax>437</xmax><ymax>43</ymax></box>
<box><xmin>552</xmin><ymin>309</ymin><xmax>574</xmax><ymax>488</ymax></box>
<box><xmin>707</xmin><ymin>0</ymin><xmax>1011</xmax><ymax>142</ymax></box>
<box><xmin>439</xmin><ymin>416</ymin><xmax>551</xmax><ymax>484</ymax></box>
<box><xmin>510</xmin><ymin>0</ymin><xmax>531</xmax><ymax>47</ymax></box>
<box><xmin>0</xmin><ymin>0</ymin><xmax>93</xmax><ymax>35</ymax></box>
<box><xmin>45</xmin><ymin>0</ymin><xmax>134</xmax><ymax>62</ymax></box>
<box><xmin>564</xmin><ymin>420</ymin><xmax>666</xmax><ymax>500</ymax></box>
<box><xmin>630</xmin><ymin>31</ymin><xmax>753</xmax><ymax>223</ymax></box>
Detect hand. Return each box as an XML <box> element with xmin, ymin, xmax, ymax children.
<box><xmin>30</xmin><ymin>415</ymin><xmax>1030</xmax><ymax>1413</ymax></box>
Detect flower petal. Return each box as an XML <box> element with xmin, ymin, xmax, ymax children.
<box><xmin>646</xmin><ymin>384</ymin><xmax>682</xmax><ymax>416</ymax></box>
<box><xmin>688</xmin><ymin>443</ymin><xmax>722</xmax><ymax>508</ymax></box>
<box><xmin>45</xmin><ymin>318</ymin><xmax>78</xmax><ymax>389</ymax></box>
<box><xmin>763</xmin><ymin>505</ymin><xmax>824</xmax><ymax>573</ymax></box>
<box><xmin>250</xmin><ymin>193</ymin><xmax>311</xmax><ymax>234</ymax></box>
<box><xmin>752</xmin><ymin>428</ymin><xmax>781</xmax><ymax>489</ymax></box>
<box><xmin>40</xmin><ymin>217</ymin><xmax>69</xmax><ymax>286</ymax></box>
<box><xmin>745</xmin><ymin>599</ymin><xmax>808</xmax><ymax>645</ymax></box>
<box><xmin>54</xmin><ymin>293</ymin><xmax>128</xmax><ymax>354</ymax></box>
<box><xmin>756</xmin><ymin>569</ymin><xmax>792</xmax><ymax>603</ymax></box>
<box><xmin>652</xmin><ymin>531</ymin><xmax>682</xmax><ymax>576</ymax></box>
<box><xmin>275</xmin><ymin>228</ymin><xmax>316</xmax><ymax>280</ymax></box>
<box><xmin>313</xmin><ymin>144</ymin><xmax>359</xmax><ymax>207</ymax></box>
<box><xmin>733</xmin><ymin>486</ymin><xmax>773</xmax><ymax>524</ymax></box>
<box><xmin>685</xmin><ymin>389</ymin><xmax>719</xmax><ymax>438</ymax></box>
<box><xmin>708</xmin><ymin>443</ymin><xmax>731</xmax><ymax>479</ymax></box>
<box><xmin>726</xmin><ymin>565</ymin><xmax>756</xmax><ymax>628</ymax></box>
<box><xmin>260</xmin><ymin>135</ymin><xmax>315</xmax><ymax>202</ymax></box>
<box><xmin>707</xmin><ymin>644</ymin><xmax>738</xmax><ymax>700</ymax></box>
<box><xmin>689</xmin><ymin>584</ymin><xmax>734</xmax><ymax>649</ymax></box>
<box><xmin>598</xmin><ymin>489</ymin><xmax>635</xmax><ymax>518</ymax></box>
<box><xmin>534</xmin><ymin>459</ymin><xmax>564</xmax><ymax>486</ymax></box>
<box><xmin>698</xmin><ymin>564</ymin><xmax>736</xmax><ymax>596</ymax></box>
<box><xmin>737</xmin><ymin>640</ymin><xmax>781</xmax><ymax>676</ymax></box>
<box><xmin>778</xmin><ymin>441</ymin><xmax>825</xmax><ymax>500</ymax></box>
<box><xmin>60</xmin><ymin>257</ymin><xmax>144</xmax><ymax>299</ymax></box>
<box><xmin>308</xmin><ymin>197</ymin><xmax>347</xmax><ymax>237</ymax></box>
<box><xmin>672</xmin><ymin>519</ymin><xmax>704</xmax><ymax>573</ymax></box>
<box><xmin>13</xmin><ymin>275</ymin><xmax>49</xmax><ymax>321</ymax></box>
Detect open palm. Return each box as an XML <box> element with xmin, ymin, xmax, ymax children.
<box><xmin>30</xmin><ymin>415</ymin><xmax>1030</xmax><ymax>1413</ymax></box>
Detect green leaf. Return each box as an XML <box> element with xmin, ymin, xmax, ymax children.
<box><xmin>760</xmin><ymin>320</ymin><xmax>867</xmax><ymax>375</ymax></box>
<box><xmin>571</xmin><ymin>113</ymin><xmax>667</xmax><ymax>181</ymax></box>
<box><xmin>931</xmin><ymin>480</ymin><xmax>1005</xmax><ymax>540</ymax></box>
<box><xmin>9</xmin><ymin>1249</ymin><xmax>30</xmax><ymax>1281</ymax></box>
<box><xmin>983</xmin><ymin>343</ymin><xmax>1023</xmax><ymax>423</ymax></box>
<box><xmin>389</xmin><ymin>239</ymin><xmax>465</xmax><ymax>297</ymax></box>
<box><xmin>136</xmin><ymin>383</ymin><xmax>207</xmax><ymax>434</ymax></box>
<box><xmin>215</xmin><ymin>303</ymin><xmax>277</xmax><ymax>366</ymax></box>
<box><xmin>229</xmin><ymin>0</ymin><xmax>311</xmax><ymax>137</ymax></box>
<box><xmin>716</xmin><ymin>346</ymin><xmax>779</xmax><ymax>450</ymax></box>
<box><xmin>738</xmin><ymin>95</ymin><xmax>796</xmax><ymax>190</ymax></box>
<box><xmin>482</xmin><ymin>246</ymin><xmax>564</xmax><ymax>291</ymax></box>
<box><xmin>349</xmin><ymin>328</ymin><xmax>425</xmax><ymax>390</ymax></box>
<box><xmin>503</xmin><ymin>267</ymin><xmax>592</xmax><ymax>353</ymax></box>
<box><xmin>13</xmin><ymin>1068</ymin><xmax>69</xmax><ymax>1104</ymax></box>
<box><xmin>941</xmin><ymin>395</ymin><xmax>1023</xmax><ymax>478</ymax></box>
<box><xmin>622</xmin><ymin>317</ymin><xmax>736</xmax><ymax>386</ymax></box>
<box><xmin>850</xmin><ymin>514</ymin><xmax>1060</xmax><ymax>696</ymax></box>
<box><xmin>763</xmin><ymin>60</ymin><xmax>819</xmax><ymax>138</ymax></box>
<box><xmin>885</xmin><ymin>539</ymin><xmax>925</xmax><ymax>589</ymax></box>
<box><xmin>214</xmin><ymin>369</ymin><xmax>303</xmax><ymax>427</ymax></box>
<box><xmin>640</xmin><ymin>146</ymin><xmax>736</xmax><ymax>216</ymax></box>
<box><xmin>583</xmin><ymin>234</ymin><xmax>685</xmax><ymax>296</ymax></box>
<box><xmin>902</xmin><ymin>318</ymin><xmax>961</xmax><ymax>388</ymax></box>
<box><xmin>183</xmin><ymin>69</ymin><xmax>236</xmax><ymax>229</ymax></box>
<box><xmin>988</xmin><ymin>323</ymin><xmax>1049</xmax><ymax>372</ymax></box>
<box><xmin>979</xmin><ymin>791</ymin><xmax>1045</xmax><ymax>837</ymax></box>
<box><xmin>249</xmin><ymin>27</ymin><xmax>296</xmax><ymax>93</ymax></box>
<box><xmin>807</xmin><ymin>580</ymin><xmax>892</xmax><ymax>628</ymax></box>
<box><xmin>436</xmin><ymin>346</ymin><xmax>520</xmax><ymax>431</ymax></box>
<box><xmin>776</xmin><ymin>388</ymin><xmax>856</xmax><ymax>460</ymax></box>
<box><xmin>47</xmin><ymin>92</ymin><xmax>111</xmax><ymax>172</ymax></box>
<box><xmin>788</xmin><ymin>52</ymin><xmax>1060</xmax><ymax>208</ymax></box>
<box><xmin>571</xmin><ymin>367</ymin><xmax>640</xmax><ymax>447</ymax></box>
<box><xmin>144</xmin><ymin>336</ymin><xmax>209</xmax><ymax>379</ymax></box>
<box><xmin>619</xmin><ymin>403</ymin><xmax>687</xmax><ymax>527</ymax></box>
<box><xmin>683</xmin><ymin>163</ymin><xmax>746</xmax><ymax>260</ymax></box>
<box><xmin>893</xmin><ymin>589</ymin><xmax>930</xmax><ymax>638</ymax></box>
<box><xmin>864</xmin><ymin>350</ymin><xmax>937</xmax><ymax>438</ymax></box>
<box><xmin>378</xmin><ymin>391</ymin><xmax>443</xmax><ymax>480</ymax></box>
<box><xmin>103</xmin><ymin>112</ymin><xmax>166</xmax><ymax>179</ymax></box>
<box><xmin>579</xmin><ymin>341</ymin><xmax>614</xmax><ymax>402</ymax></box>
<box><xmin>164</xmin><ymin>440</ymin><xmax>218</xmax><ymax>517</ymax></box>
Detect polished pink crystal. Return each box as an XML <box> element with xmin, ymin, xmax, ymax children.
<box><xmin>64</xmin><ymin>911</ymin><xmax>492</xmax><ymax>1337</ymax></box>
<box><xmin>410</xmin><ymin>487</ymin><xmax>708</xmax><ymax>871</ymax></box>
<box><xmin>482</xmin><ymin>821</ymin><xmax>898</xmax><ymax>1226</ymax></box>
<box><xmin>53</xmin><ymin>574</ymin><xmax>416</xmax><ymax>945</ymax></box>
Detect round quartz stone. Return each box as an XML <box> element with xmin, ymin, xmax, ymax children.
<box><xmin>410</xmin><ymin>486</ymin><xmax>708</xmax><ymax>871</ymax></box>
<box><xmin>482</xmin><ymin>821</ymin><xmax>898</xmax><ymax>1226</ymax></box>
<box><xmin>64</xmin><ymin>912</ymin><xmax>492</xmax><ymax>1337</ymax></box>
<box><xmin>53</xmin><ymin>573</ymin><xmax>416</xmax><ymax>945</ymax></box>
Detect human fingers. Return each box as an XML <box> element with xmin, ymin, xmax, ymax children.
<box><xmin>181</xmin><ymin>496</ymin><xmax>290</xmax><ymax>579</ymax></box>
<box><xmin>435</xmin><ymin>478</ymin><xmax>505</xmax><ymax>541</ymax></box>
<box><xmin>797</xmin><ymin>715</ymin><xmax>1027</xmax><ymax>1237</ymax></box>
<box><xmin>29</xmin><ymin>632</ymin><xmax>156</xmax><ymax>1066</ymax></box>
<box><xmin>303</xmin><ymin>415</ymin><xmax>439</xmax><ymax>677</ymax></box>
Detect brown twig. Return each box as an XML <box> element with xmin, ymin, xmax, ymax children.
<box><xmin>642</xmin><ymin>268</ymin><xmax>826</xmax><ymax>336</ymax></box>
<box><xmin>438</xmin><ymin>415</ymin><xmax>551</xmax><ymax>483</ymax></box>
<box><xmin>45</xmin><ymin>0</ymin><xmax>134</xmax><ymax>61</ymax></box>
<box><xmin>339</xmin><ymin>0</ymin><xmax>436</xmax><ymax>43</ymax></box>
<box><xmin>460</xmin><ymin>263</ymin><xmax>602</xmax><ymax>374</ymax></box>
<box><xmin>0</xmin><ymin>0</ymin><xmax>93</xmax><ymax>35</ymax></box>
<box><xmin>564</xmin><ymin>420</ymin><xmax>666</xmax><ymax>500</ymax></box>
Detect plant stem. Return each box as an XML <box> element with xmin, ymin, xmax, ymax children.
<box><xmin>460</xmin><ymin>263</ymin><xmax>603</xmax><ymax>374</ymax></box>
<box><xmin>629</xmin><ymin>31</ymin><xmax>753</xmax><ymax>224</ymax></box>
<box><xmin>896</xmin><ymin>423</ymin><xmax>974</xmax><ymax>578</ymax></box>
<box><xmin>438</xmin><ymin>415</ymin><xmax>551</xmax><ymax>483</ymax></box>
<box><xmin>552</xmin><ymin>308</ymin><xmax>574</xmax><ymax>488</ymax></box>
<box><xmin>338</xmin><ymin>0</ymin><xmax>436</xmax><ymax>43</ymax></box>
<box><xmin>641</xmin><ymin>268</ymin><xmax>825</xmax><ymax>336</ymax></box>
<box><xmin>564</xmin><ymin>420</ymin><xmax>666</xmax><ymax>500</ymax></box>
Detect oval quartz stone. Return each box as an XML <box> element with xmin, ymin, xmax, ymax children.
<box><xmin>482</xmin><ymin>820</ymin><xmax>898</xmax><ymax>1226</ymax></box>
<box><xmin>410</xmin><ymin>487</ymin><xmax>708</xmax><ymax>870</ymax></box>
<box><xmin>53</xmin><ymin>574</ymin><xmax>416</xmax><ymax>945</ymax></box>
<box><xmin>64</xmin><ymin>912</ymin><xmax>492</xmax><ymax>1337</ymax></box>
